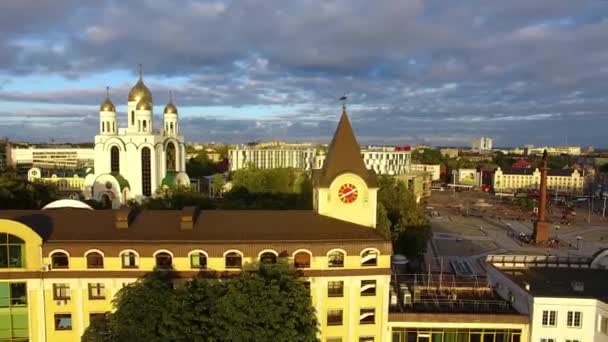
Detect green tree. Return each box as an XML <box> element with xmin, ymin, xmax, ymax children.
<box><xmin>186</xmin><ymin>153</ymin><xmax>217</xmax><ymax>178</ymax></box>
<box><xmin>376</xmin><ymin>175</ymin><xmax>430</xmax><ymax>257</ymax></box>
<box><xmin>210</xmin><ymin>173</ymin><xmax>225</xmax><ymax>198</ymax></box>
<box><xmin>82</xmin><ymin>264</ymin><xmax>318</xmax><ymax>342</ymax></box>
<box><xmin>376</xmin><ymin>203</ymin><xmax>392</xmax><ymax>240</ymax></box>
<box><xmin>0</xmin><ymin>174</ymin><xmax>60</xmax><ymax>209</ymax></box>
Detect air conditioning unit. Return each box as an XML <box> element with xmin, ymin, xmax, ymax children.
<box><xmin>403</xmin><ymin>292</ymin><xmax>412</xmax><ymax>305</ymax></box>
<box><xmin>390</xmin><ymin>288</ymin><xmax>398</xmax><ymax>306</ymax></box>
<box><xmin>41</xmin><ymin>264</ymin><xmax>51</xmax><ymax>272</ymax></box>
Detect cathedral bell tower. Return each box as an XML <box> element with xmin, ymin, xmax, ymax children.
<box><xmin>313</xmin><ymin>102</ymin><xmax>378</xmax><ymax>228</ymax></box>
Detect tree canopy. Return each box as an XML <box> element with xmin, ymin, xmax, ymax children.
<box><xmin>376</xmin><ymin>176</ymin><xmax>431</xmax><ymax>257</ymax></box>
<box><xmin>0</xmin><ymin>173</ymin><xmax>60</xmax><ymax>209</ymax></box>
<box><xmin>82</xmin><ymin>263</ymin><xmax>318</xmax><ymax>342</ymax></box>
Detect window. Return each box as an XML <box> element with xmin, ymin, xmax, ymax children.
<box><xmin>54</xmin><ymin>313</ymin><xmax>72</xmax><ymax>330</ymax></box>
<box><xmin>166</xmin><ymin>142</ymin><xmax>176</xmax><ymax>171</ymax></box>
<box><xmin>110</xmin><ymin>146</ymin><xmax>120</xmax><ymax>173</ymax></box>
<box><xmin>602</xmin><ymin>316</ymin><xmax>608</xmax><ymax>334</ymax></box>
<box><xmin>260</xmin><ymin>252</ymin><xmax>277</xmax><ymax>264</ymax></box>
<box><xmin>327</xmin><ymin>309</ymin><xmax>343</xmax><ymax>326</ymax></box>
<box><xmin>131</xmin><ymin>111</ymin><xmax>134</xmax><ymax>125</ymax></box>
<box><xmin>294</xmin><ymin>251</ymin><xmax>311</xmax><ymax>268</ymax></box>
<box><xmin>361</xmin><ymin>280</ymin><xmax>376</xmax><ymax>296</ymax></box>
<box><xmin>88</xmin><ymin>283</ymin><xmax>105</xmax><ymax>300</ymax></box>
<box><xmin>121</xmin><ymin>251</ymin><xmax>138</xmax><ymax>268</ymax></box>
<box><xmin>225</xmin><ymin>252</ymin><xmax>242</xmax><ymax>269</ymax></box>
<box><xmin>359</xmin><ymin>308</ymin><xmax>375</xmax><ymax>324</ymax></box>
<box><xmin>53</xmin><ymin>283</ymin><xmax>70</xmax><ymax>300</ymax></box>
<box><xmin>190</xmin><ymin>252</ymin><xmax>207</xmax><ymax>269</ymax></box>
<box><xmin>565</xmin><ymin>340</ymin><xmax>580</xmax><ymax>342</ymax></box>
<box><xmin>90</xmin><ymin>313</ymin><xmax>107</xmax><ymax>325</ymax></box>
<box><xmin>155</xmin><ymin>252</ymin><xmax>172</xmax><ymax>269</ymax></box>
<box><xmin>0</xmin><ymin>282</ymin><xmax>28</xmax><ymax>339</ymax></box>
<box><xmin>326</xmin><ymin>338</ymin><xmax>342</xmax><ymax>342</ymax></box>
<box><xmin>142</xmin><ymin>120</ymin><xmax>147</xmax><ymax>131</ymax></box>
<box><xmin>86</xmin><ymin>252</ymin><xmax>104</xmax><ymax>269</ymax></box>
<box><xmin>328</xmin><ymin>281</ymin><xmax>344</xmax><ymax>297</ymax></box>
<box><xmin>0</xmin><ymin>233</ymin><xmax>25</xmax><ymax>268</ymax></box>
<box><xmin>542</xmin><ymin>310</ymin><xmax>557</xmax><ymax>326</ymax></box>
<box><xmin>141</xmin><ymin>147</ymin><xmax>152</xmax><ymax>196</ymax></box>
<box><xmin>328</xmin><ymin>251</ymin><xmax>344</xmax><ymax>268</ymax></box>
<box><xmin>540</xmin><ymin>339</ymin><xmax>555</xmax><ymax>342</ymax></box>
<box><xmin>50</xmin><ymin>251</ymin><xmax>69</xmax><ymax>269</ymax></box>
<box><xmin>567</xmin><ymin>311</ymin><xmax>582</xmax><ymax>327</ymax></box>
<box><xmin>361</xmin><ymin>249</ymin><xmax>378</xmax><ymax>266</ymax></box>
<box><xmin>359</xmin><ymin>338</ymin><xmax>374</xmax><ymax>342</ymax></box>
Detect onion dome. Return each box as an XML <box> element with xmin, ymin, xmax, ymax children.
<box><xmin>100</xmin><ymin>87</ymin><xmax>115</xmax><ymax>112</ymax></box>
<box><xmin>164</xmin><ymin>91</ymin><xmax>178</xmax><ymax>114</ymax></box>
<box><xmin>136</xmin><ymin>97</ymin><xmax>153</xmax><ymax>111</ymax></box>
<box><xmin>128</xmin><ymin>64</ymin><xmax>153</xmax><ymax>103</ymax></box>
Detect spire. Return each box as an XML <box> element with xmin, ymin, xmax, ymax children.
<box><xmin>138</xmin><ymin>63</ymin><xmax>143</xmax><ymax>79</ymax></box>
<box><xmin>316</xmin><ymin>101</ymin><xmax>377</xmax><ymax>188</ymax></box>
<box><xmin>106</xmin><ymin>86</ymin><xmax>110</xmax><ymax>99</ymax></box>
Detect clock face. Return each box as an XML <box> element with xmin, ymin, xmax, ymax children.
<box><xmin>338</xmin><ymin>183</ymin><xmax>358</xmax><ymax>204</ymax></box>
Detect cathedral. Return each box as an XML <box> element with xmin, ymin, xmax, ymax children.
<box><xmin>84</xmin><ymin>67</ymin><xmax>189</xmax><ymax>207</ymax></box>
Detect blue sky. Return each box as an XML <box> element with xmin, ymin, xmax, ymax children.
<box><xmin>0</xmin><ymin>0</ymin><xmax>608</xmax><ymax>147</ymax></box>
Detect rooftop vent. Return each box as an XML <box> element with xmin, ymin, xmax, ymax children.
<box><xmin>571</xmin><ymin>281</ymin><xmax>585</xmax><ymax>292</ymax></box>
<box><xmin>180</xmin><ymin>206</ymin><xmax>199</xmax><ymax>230</ymax></box>
<box><xmin>115</xmin><ymin>207</ymin><xmax>131</xmax><ymax>229</ymax></box>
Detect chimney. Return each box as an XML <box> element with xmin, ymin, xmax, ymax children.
<box><xmin>115</xmin><ymin>207</ymin><xmax>131</xmax><ymax>229</ymax></box>
<box><xmin>180</xmin><ymin>206</ymin><xmax>199</xmax><ymax>230</ymax></box>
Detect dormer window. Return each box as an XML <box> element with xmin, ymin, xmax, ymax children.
<box><xmin>361</xmin><ymin>249</ymin><xmax>378</xmax><ymax>267</ymax></box>
<box><xmin>50</xmin><ymin>251</ymin><xmax>69</xmax><ymax>269</ymax></box>
<box><xmin>0</xmin><ymin>234</ymin><xmax>25</xmax><ymax>268</ymax></box>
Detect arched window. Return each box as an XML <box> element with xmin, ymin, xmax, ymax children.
<box><xmin>293</xmin><ymin>251</ymin><xmax>311</xmax><ymax>269</ymax></box>
<box><xmin>142</xmin><ymin>120</ymin><xmax>147</xmax><ymax>131</ymax></box>
<box><xmin>361</xmin><ymin>249</ymin><xmax>378</xmax><ymax>267</ymax></box>
<box><xmin>50</xmin><ymin>251</ymin><xmax>69</xmax><ymax>269</ymax></box>
<box><xmin>141</xmin><ymin>147</ymin><xmax>151</xmax><ymax>196</ymax></box>
<box><xmin>328</xmin><ymin>250</ymin><xmax>344</xmax><ymax>268</ymax></box>
<box><xmin>101</xmin><ymin>122</ymin><xmax>105</xmax><ymax>133</ymax></box>
<box><xmin>86</xmin><ymin>251</ymin><xmax>104</xmax><ymax>269</ymax></box>
<box><xmin>170</xmin><ymin>122</ymin><xmax>174</xmax><ymax>133</ymax></box>
<box><xmin>0</xmin><ymin>233</ymin><xmax>25</xmax><ymax>268</ymax></box>
<box><xmin>189</xmin><ymin>251</ymin><xmax>207</xmax><ymax>269</ymax></box>
<box><xmin>166</xmin><ymin>142</ymin><xmax>176</xmax><ymax>171</ymax></box>
<box><xmin>131</xmin><ymin>111</ymin><xmax>134</xmax><ymax>126</ymax></box>
<box><xmin>225</xmin><ymin>251</ymin><xmax>242</xmax><ymax>269</ymax></box>
<box><xmin>259</xmin><ymin>251</ymin><xmax>277</xmax><ymax>264</ymax></box>
<box><xmin>110</xmin><ymin>146</ymin><xmax>120</xmax><ymax>174</ymax></box>
<box><xmin>120</xmin><ymin>251</ymin><xmax>138</xmax><ymax>268</ymax></box>
<box><xmin>155</xmin><ymin>252</ymin><xmax>172</xmax><ymax>269</ymax></box>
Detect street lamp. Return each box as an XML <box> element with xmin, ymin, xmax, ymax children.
<box><xmin>576</xmin><ymin>236</ymin><xmax>582</xmax><ymax>250</ymax></box>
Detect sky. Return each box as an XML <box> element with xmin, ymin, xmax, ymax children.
<box><xmin>0</xmin><ymin>1</ymin><xmax>608</xmax><ymax>147</ymax></box>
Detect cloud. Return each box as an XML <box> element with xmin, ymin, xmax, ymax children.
<box><xmin>0</xmin><ymin>0</ymin><xmax>607</xmax><ymax>146</ymax></box>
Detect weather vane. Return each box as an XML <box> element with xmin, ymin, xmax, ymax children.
<box><xmin>339</xmin><ymin>93</ymin><xmax>348</xmax><ymax>111</ymax></box>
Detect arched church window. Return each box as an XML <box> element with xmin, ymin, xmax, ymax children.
<box><xmin>142</xmin><ymin>120</ymin><xmax>147</xmax><ymax>131</ymax></box>
<box><xmin>101</xmin><ymin>122</ymin><xmax>104</xmax><ymax>133</ymax></box>
<box><xmin>110</xmin><ymin>146</ymin><xmax>120</xmax><ymax>174</ymax></box>
<box><xmin>170</xmin><ymin>122</ymin><xmax>174</xmax><ymax>133</ymax></box>
<box><xmin>131</xmin><ymin>111</ymin><xmax>134</xmax><ymax>126</ymax></box>
<box><xmin>166</xmin><ymin>142</ymin><xmax>176</xmax><ymax>171</ymax></box>
<box><xmin>141</xmin><ymin>147</ymin><xmax>152</xmax><ymax>196</ymax></box>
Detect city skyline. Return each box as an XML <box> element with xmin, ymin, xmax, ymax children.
<box><xmin>1</xmin><ymin>1</ymin><xmax>608</xmax><ymax>146</ymax></box>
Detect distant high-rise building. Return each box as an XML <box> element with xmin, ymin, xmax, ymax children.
<box><xmin>471</xmin><ymin>137</ymin><xmax>493</xmax><ymax>151</ymax></box>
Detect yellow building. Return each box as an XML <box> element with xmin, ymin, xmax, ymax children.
<box><xmin>493</xmin><ymin>167</ymin><xmax>584</xmax><ymax>194</ymax></box>
<box><xmin>0</xmin><ymin>105</ymin><xmax>392</xmax><ymax>342</ymax></box>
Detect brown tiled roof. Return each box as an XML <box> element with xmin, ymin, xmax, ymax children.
<box><xmin>0</xmin><ymin>209</ymin><xmax>387</xmax><ymax>243</ymax></box>
<box><xmin>315</xmin><ymin>108</ymin><xmax>378</xmax><ymax>188</ymax></box>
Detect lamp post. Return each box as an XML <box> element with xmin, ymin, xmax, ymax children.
<box><xmin>554</xmin><ymin>225</ymin><xmax>560</xmax><ymax>241</ymax></box>
<box><xmin>576</xmin><ymin>236</ymin><xmax>582</xmax><ymax>250</ymax></box>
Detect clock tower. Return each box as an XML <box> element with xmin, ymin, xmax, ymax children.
<box><xmin>313</xmin><ymin>104</ymin><xmax>378</xmax><ymax>228</ymax></box>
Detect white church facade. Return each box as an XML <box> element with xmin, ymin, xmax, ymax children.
<box><xmin>84</xmin><ymin>68</ymin><xmax>189</xmax><ymax>207</ymax></box>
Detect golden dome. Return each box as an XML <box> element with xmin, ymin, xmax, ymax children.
<box><xmin>128</xmin><ymin>65</ymin><xmax>152</xmax><ymax>103</ymax></box>
<box><xmin>136</xmin><ymin>98</ymin><xmax>152</xmax><ymax>111</ymax></box>
<box><xmin>128</xmin><ymin>78</ymin><xmax>152</xmax><ymax>103</ymax></box>
<box><xmin>100</xmin><ymin>98</ymin><xmax>115</xmax><ymax>112</ymax></box>
<box><xmin>164</xmin><ymin>91</ymin><xmax>178</xmax><ymax>114</ymax></box>
<box><xmin>100</xmin><ymin>87</ymin><xmax>115</xmax><ymax>112</ymax></box>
